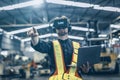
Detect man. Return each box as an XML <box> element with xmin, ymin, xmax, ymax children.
<box><xmin>27</xmin><ymin>16</ymin><xmax>90</xmax><ymax>80</ymax></box>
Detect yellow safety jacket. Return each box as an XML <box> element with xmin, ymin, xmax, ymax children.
<box><xmin>49</xmin><ymin>40</ymin><xmax>82</xmax><ymax>80</ymax></box>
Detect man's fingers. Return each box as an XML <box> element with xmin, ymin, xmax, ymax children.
<box><xmin>33</xmin><ymin>27</ymin><xmax>37</xmax><ymax>33</ymax></box>
<box><xmin>87</xmin><ymin>61</ymin><xmax>91</xmax><ymax>69</ymax></box>
<box><xmin>27</xmin><ymin>29</ymin><xmax>34</xmax><ymax>36</ymax></box>
<box><xmin>27</xmin><ymin>27</ymin><xmax>39</xmax><ymax>37</ymax></box>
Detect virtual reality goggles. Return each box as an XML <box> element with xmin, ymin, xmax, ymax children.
<box><xmin>53</xmin><ymin>18</ymin><xmax>70</xmax><ymax>29</ymax></box>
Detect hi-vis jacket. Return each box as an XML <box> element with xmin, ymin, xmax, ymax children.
<box><xmin>49</xmin><ymin>40</ymin><xmax>82</xmax><ymax>80</ymax></box>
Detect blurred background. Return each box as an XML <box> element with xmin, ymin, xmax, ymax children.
<box><xmin>0</xmin><ymin>0</ymin><xmax>120</xmax><ymax>80</ymax></box>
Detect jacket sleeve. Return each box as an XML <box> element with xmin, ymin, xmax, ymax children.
<box><xmin>31</xmin><ymin>39</ymin><xmax>52</xmax><ymax>53</ymax></box>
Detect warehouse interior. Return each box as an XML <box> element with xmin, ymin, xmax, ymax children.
<box><xmin>0</xmin><ymin>0</ymin><xmax>120</xmax><ymax>80</ymax></box>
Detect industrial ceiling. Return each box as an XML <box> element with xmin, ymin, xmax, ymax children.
<box><xmin>0</xmin><ymin>0</ymin><xmax>120</xmax><ymax>41</ymax></box>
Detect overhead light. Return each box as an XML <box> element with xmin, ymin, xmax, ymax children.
<box><xmin>93</xmin><ymin>5</ymin><xmax>120</xmax><ymax>12</ymax></box>
<box><xmin>72</xmin><ymin>26</ymin><xmax>94</xmax><ymax>32</ymax></box>
<box><xmin>112</xmin><ymin>38</ymin><xmax>119</xmax><ymax>41</ymax></box>
<box><xmin>10</xmin><ymin>35</ymin><xmax>14</xmax><ymax>39</ymax></box>
<box><xmin>0</xmin><ymin>28</ymin><xmax>3</xmax><ymax>32</ymax></box>
<box><xmin>33</xmin><ymin>0</ymin><xmax>44</xmax><ymax>8</ymax></box>
<box><xmin>22</xmin><ymin>56</ymin><xmax>29</xmax><ymax>61</ymax></box>
<box><xmin>1</xmin><ymin>51</ymin><xmax>8</xmax><ymax>57</ymax></box>
<box><xmin>7</xmin><ymin>24</ymin><xmax>49</xmax><ymax>35</ymax></box>
<box><xmin>109</xmin><ymin>38</ymin><xmax>119</xmax><ymax>45</ymax></box>
<box><xmin>21</xmin><ymin>33</ymin><xmax>84</xmax><ymax>42</ymax></box>
<box><xmin>7</xmin><ymin>24</ymin><xmax>94</xmax><ymax>35</ymax></box>
<box><xmin>87</xmin><ymin>37</ymin><xmax>108</xmax><ymax>41</ymax></box>
<box><xmin>98</xmin><ymin>34</ymin><xmax>107</xmax><ymax>37</ymax></box>
<box><xmin>110</xmin><ymin>24</ymin><xmax>120</xmax><ymax>29</ymax></box>
<box><xmin>0</xmin><ymin>28</ymin><xmax>3</xmax><ymax>34</ymax></box>
<box><xmin>46</xmin><ymin>0</ymin><xmax>120</xmax><ymax>13</ymax></box>
<box><xmin>69</xmin><ymin>35</ymin><xmax>84</xmax><ymax>40</ymax></box>
<box><xmin>0</xmin><ymin>0</ymin><xmax>119</xmax><ymax>13</ymax></box>
<box><xmin>15</xmin><ymin>55</ymin><xmax>20</xmax><ymax>60</ymax></box>
<box><xmin>112</xmin><ymin>30</ymin><xmax>117</xmax><ymax>33</ymax></box>
<box><xmin>101</xmin><ymin>44</ymin><xmax>105</xmax><ymax>47</ymax></box>
<box><xmin>46</xmin><ymin>0</ymin><xmax>92</xmax><ymax>8</ymax></box>
<box><xmin>0</xmin><ymin>0</ymin><xmax>44</xmax><ymax>11</ymax></box>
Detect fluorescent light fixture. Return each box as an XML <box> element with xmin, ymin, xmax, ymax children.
<box><xmin>0</xmin><ymin>28</ymin><xmax>3</xmax><ymax>34</ymax></box>
<box><xmin>48</xmin><ymin>0</ymin><xmax>118</xmax><ymax>12</ymax></box>
<box><xmin>46</xmin><ymin>0</ymin><xmax>92</xmax><ymax>8</ymax></box>
<box><xmin>93</xmin><ymin>5</ymin><xmax>120</xmax><ymax>12</ymax></box>
<box><xmin>0</xmin><ymin>28</ymin><xmax>3</xmax><ymax>32</ymax></box>
<box><xmin>87</xmin><ymin>37</ymin><xmax>108</xmax><ymax>41</ymax></box>
<box><xmin>15</xmin><ymin>55</ymin><xmax>20</xmax><ymax>60</ymax></box>
<box><xmin>92</xmin><ymin>5</ymin><xmax>102</xmax><ymax>10</ymax></box>
<box><xmin>100</xmin><ymin>7</ymin><xmax>119</xmax><ymax>12</ymax></box>
<box><xmin>7</xmin><ymin>24</ymin><xmax>94</xmax><ymax>35</ymax></box>
<box><xmin>46</xmin><ymin>0</ymin><xmax>120</xmax><ymax>12</ymax></box>
<box><xmin>1</xmin><ymin>51</ymin><xmax>8</xmax><ymax>57</ymax></box>
<box><xmin>110</xmin><ymin>24</ymin><xmax>120</xmax><ymax>29</ymax></box>
<box><xmin>22</xmin><ymin>56</ymin><xmax>29</xmax><ymax>61</ymax></box>
<box><xmin>72</xmin><ymin>26</ymin><xmax>94</xmax><ymax>32</ymax></box>
<box><xmin>109</xmin><ymin>38</ymin><xmax>119</xmax><ymax>44</ymax></box>
<box><xmin>0</xmin><ymin>28</ymin><xmax>21</xmax><ymax>40</ymax></box>
<box><xmin>110</xmin><ymin>24</ymin><xmax>120</xmax><ymax>34</ymax></box>
<box><xmin>98</xmin><ymin>34</ymin><xmax>107</xmax><ymax>37</ymax></box>
<box><xmin>112</xmin><ymin>38</ymin><xmax>119</xmax><ymax>41</ymax></box>
<box><xmin>69</xmin><ymin>35</ymin><xmax>84</xmax><ymax>40</ymax></box>
<box><xmin>101</xmin><ymin>44</ymin><xmax>105</xmax><ymax>47</ymax></box>
<box><xmin>13</xmin><ymin>35</ymin><xmax>22</xmax><ymax>40</ymax></box>
<box><xmin>0</xmin><ymin>0</ymin><xmax>119</xmax><ymax>13</ymax></box>
<box><xmin>21</xmin><ymin>33</ymin><xmax>57</xmax><ymax>42</ymax></box>
<box><xmin>112</xmin><ymin>30</ymin><xmax>117</xmax><ymax>33</ymax></box>
<box><xmin>0</xmin><ymin>0</ymin><xmax>43</xmax><ymax>11</ymax></box>
<box><xmin>33</xmin><ymin>0</ymin><xmax>44</xmax><ymax>8</ymax></box>
<box><xmin>7</xmin><ymin>24</ymin><xmax>49</xmax><ymax>35</ymax></box>
<box><xmin>21</xmin><ymin>33</ymin><xmax>84</xmax><ymax>42</ymax></box>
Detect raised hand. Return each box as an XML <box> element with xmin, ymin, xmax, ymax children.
<box><xmin>27</xmin><ymin>27</ymin><xmax>39</xmax><ymax>37</ymax></box>
<box><xmin>27</xmin><ymin>27</ymin><xmax>39</xmax><ymax>46</ymax></box>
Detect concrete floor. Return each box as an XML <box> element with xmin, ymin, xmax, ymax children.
<box><xmin>83</xmin><ymin>74</ymin><xmax>120</xmax><ymax>80</ymax></box>
<box><xmin>0</xmin><ymin>73</ymin><xmax>120</xmax><ymax>80</ymax></box>
<box><xmin>38</xmin><ymin>74</ymin><xmax>120</xmax><ymax>80</ymax></box>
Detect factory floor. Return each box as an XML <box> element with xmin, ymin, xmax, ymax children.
<box><xmin>0</xmin><ymin>73</ymin><xmax>120</xmax><ymax>80</ymax></box>
<box><xmin>38</xmin><ymin>74</ymin><xmax>120</xmax><ymax>80</ymax></box>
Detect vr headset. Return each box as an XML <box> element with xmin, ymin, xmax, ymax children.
<box><xmin>52</xmin><ymin>17</ymin><xmax>71</xmax><ymax>32</ymax></box>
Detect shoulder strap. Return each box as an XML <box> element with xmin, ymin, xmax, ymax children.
<box><xmin>52</xmin><ymin>40</ymin><xmax>66</xmax><ymax>75</ymax></box>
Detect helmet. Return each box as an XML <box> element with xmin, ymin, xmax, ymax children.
<box><xmin>52</xmin><ymin>16</ymin><xmax>71</xmax><ymax>32</ymax></box>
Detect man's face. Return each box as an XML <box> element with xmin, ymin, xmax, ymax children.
<box><xmin>56</xmin><ymin>28</ymin><xmax>68</xmax><ymax>36</ymax></box>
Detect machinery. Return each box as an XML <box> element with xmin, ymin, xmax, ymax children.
<box><xmin>86</xmin><ymin>22</ymin><xmax>120</xmax><ymax>74</ymax></box>
<box><xmin>93</xmin><ymin>51</ymin><xmax>119</xmax><ymax>73</ymax></box>
<box><xmin>37</xmin><ymin>55</ymin><xmax>50</xmax><ymax>76</ymax></box>
<box><xmin>87</xmin><ymin>38</ymin><xmax>119</xmax><ymax>74</ymax></box>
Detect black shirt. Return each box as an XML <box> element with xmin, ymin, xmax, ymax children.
<box><xmin>31</xmin><ymin>39</ymin><xmax>81</xmax><ymax>75</ymax></box>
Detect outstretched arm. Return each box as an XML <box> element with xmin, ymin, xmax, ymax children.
<box><xmin>27</xmin><ymin>27</ymin><xmax>52</xmax><ymax>53</ymax></box>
